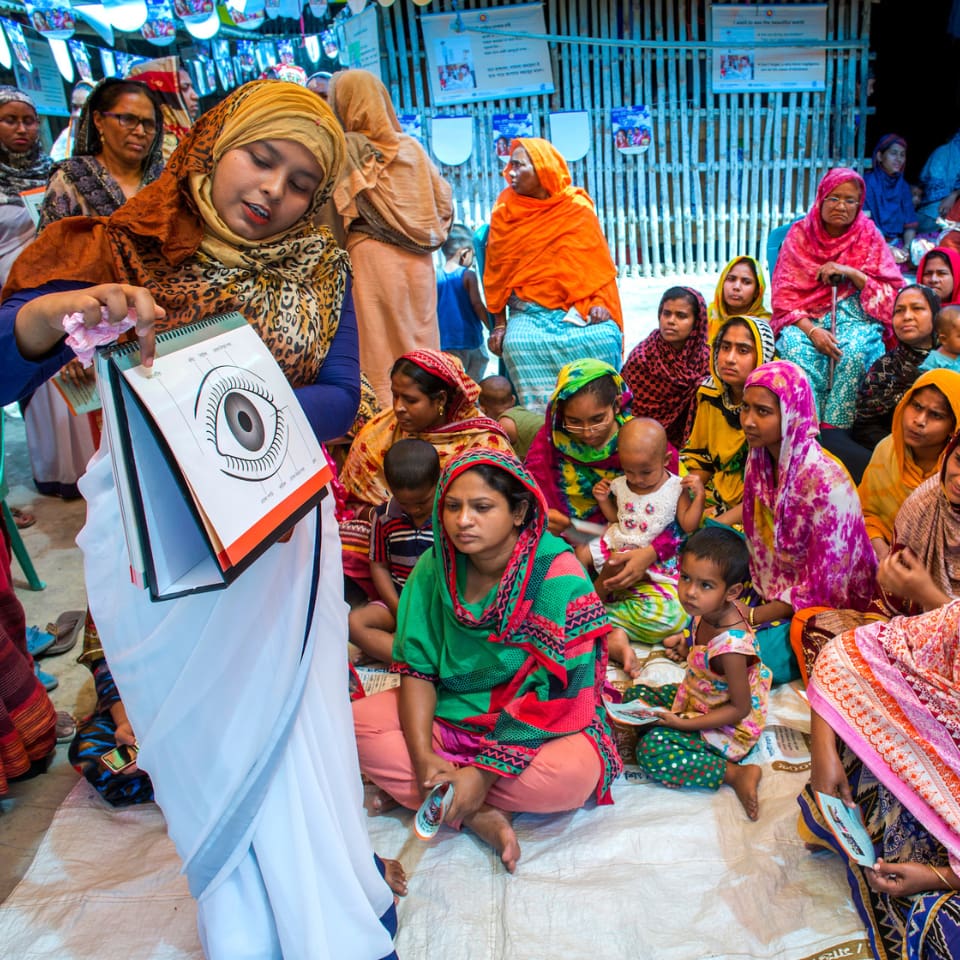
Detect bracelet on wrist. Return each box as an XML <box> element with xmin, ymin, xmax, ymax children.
<box><xmin>929</xmin><ymin>864</ymin><xmax>958</xmax><ymax>891</ymax></box>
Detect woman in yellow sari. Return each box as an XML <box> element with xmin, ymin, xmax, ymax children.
<box><xmin>706</xmin><ymin>255</ymin><xmax>771</xmax><ymax>343</ymax></box>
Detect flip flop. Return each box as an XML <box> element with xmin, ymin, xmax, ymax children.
<box><xmin>26</xmin><ymin>625</ymin><xmax>56</xmax><ymax>658</ymax></box>
<box><xmin>55</xmin><ymin>711</ymin><xmax>77</xmax><ymax>743</ymax></box>
<box><xmin>34</xmin><ymin>662</ymin><xmax>58</xmax><ymax>692</ymax></box>
<box><xmin>10</xmin><ymin>506</ymin><xmax>36</xmax><ymax>530</ymax></box>
<box><xmin>40</xmin><ymin>609</ymin><xmax>85</xmax><ymax>658</ymax></box>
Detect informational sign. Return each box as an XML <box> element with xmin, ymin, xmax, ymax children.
<box><xmin>342</xmin><ymin>4</ymin><xmax>380</xmax><ymax>81</ymax></box>
<box><xmin>421</xmin><ymin>3</ymin><xmax>554</xmax><ymax>106</ymax></box>
<box><xmin>711</xmin><ymin>4</ymin><xmax>826</xmax><ymax>92</ymax></box>
<box><xmin>397</xmin><ymin>113</ymin><xmax>422</xmax><ymax>143</ymax></box>
<box><xmin>13</xmin><ymin>37</ymin><xmax>68</xmax><ymax>116</ymax></box>
<box><xmin>611</xmin><ymin>106</ymin><xmax>652</xmax><ymax>155</ymax></box>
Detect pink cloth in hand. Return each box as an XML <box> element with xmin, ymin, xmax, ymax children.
<box><xmin>62</xmin><ymin>306</ymin><xmax>137</xmax><ymax>367</ymax></box>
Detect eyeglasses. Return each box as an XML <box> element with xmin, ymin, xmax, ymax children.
<box><xmin>0</xmin><ymin>116</ymin><xmax>39</xmax><ymax>129</ymax></box>
<box><xmin>823</xmin><ymin>195</ymin><xmax>859</xmax><ymax>207</ymax></box>
<box><xmin>562</xmin><ymin>412</ymin><xmax>615</xmax><ymax>435</ymax></box>
<box><xmin>100</xmin><ymin>112</ymin><xmax>158</xmax><ymax>135</ymax></box>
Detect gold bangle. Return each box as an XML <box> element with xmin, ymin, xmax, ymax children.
<box><xmin>748</xmin><ymin>607</ymin><xmax>756</xmax><ymax>628</ymax></box>
<box><xmin>929</xmin><ymin>864</ymin><xmax>958</xmax><ymax>891</ymax></box>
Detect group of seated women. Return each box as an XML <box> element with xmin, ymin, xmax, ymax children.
<box><xmin>1</xmin><ymin>83</ymin><xmax>958</xmax><ymax>958</ymax></box>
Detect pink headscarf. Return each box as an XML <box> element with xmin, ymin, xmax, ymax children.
<box><xmin>741</xmin><ymin>360</ymin><xmax>876</xmax><ymax>610</ymax></box>
<box><xmin>771</xmin><ymin>167</ymin><xmax>904</xmax><ymax>338</ymax></box>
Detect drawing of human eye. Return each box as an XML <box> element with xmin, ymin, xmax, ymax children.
<box><xmin>194</xmin><ymin>366</ymin><xmax>287</xmax><ymax>481</ymax></box>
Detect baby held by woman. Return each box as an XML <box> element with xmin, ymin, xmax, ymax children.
<box><xmin>575</xmin><ymin>417</ymin><xmax>704</xmax><ymax>673</ymax></box>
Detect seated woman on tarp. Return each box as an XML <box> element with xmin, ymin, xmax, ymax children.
<box><xmin>800</xmin><ymin>601</ymin><xmax>960</xmax><ymax>960</ymax></box>
<box><xmin>681</xmin><ymin>314</ymin><xmax>776</xmax><ymax>526</ymax></box>
<box><xmin>481</xmin><ymin>137</ymin><xmax>623</xmax><ymax>413</ymax></box>
<box><xmin>772</xmin><ymin>167</ymin><xmax>904</xmax><ymax>429</ymax></box>
<box><xmin>739</xmin><ymin>361</ymin><xmax>876</xmax><ymax>682</ymax></box>
<box><xmin>849</xmin><ymin>284</ymin><xmax>939</xmax><ymax>456</ymax></box>
<box><xmin>337</xmin><ymin>349</ymin><xmax>508</xmax><ymax>597</ymax></box>
<box><xmin>859</xmin><ymin>369</ymin><xmax>960</xmax><ymax>562</ymax></box>
<box><xmin>876</xmin><ymin>429</ymin><xmax>960</xmax><ymax>617</ymax></box>
<box><xmin>352</xmin><ymin>448</ymin><xmax>622</xmax><ymax>874</ymax></box>
<box><xmin>620</xmin><ymin>285</ymin><xmax>709</xmax><ymax>450</ymax></box>
<box><xmin>705</xmin><ymin>255</ymin><xmax>772</xmax><ymax>344</ymax></box>
<box><xmin>0</xmin><ymin>80</ymin><xmax>399</xmax><ymax>959</ymax></box>
<box><xmin>524</xmin><ymin>359</ymin><xmax>687</xmax><ymax>660</ymax></box>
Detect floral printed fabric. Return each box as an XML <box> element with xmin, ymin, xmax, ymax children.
<box><xmin>601</xmin><ymin>473</ymin><xmax>681</xmax><ymax>553</ymax></box>
<box><xmin>742</xmin><ymin>360</ymin><xmax>877</xmax><ymax>610</ymax></box>
<box><xmin>671</xmin><ymin>624</ymin><xmax>772</xmax><ymax>761</ymax></box>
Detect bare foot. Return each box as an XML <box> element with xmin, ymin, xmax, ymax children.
<box><xmin>462</xmin><ymin>804</ymin><xmax>521</xmax><ymax>873</ymax></box>
<box><xmin>370</xmin><ymin>788</ymin><xmax>400</xmax><ymax>815</ymax></box>
<box><xmin>724</xmin><ymin>762</ymin><xmax>762</xmax><ymax>820</ymax></box>
<box><xmin>608</xmin><ymin>628</ymin><xmax>641</xmax><ymax>678</ymax></box>
<box><xmin>382</xmin><ymin>857</ymin><xmax>408</xmax><ymax>897</ymax></box>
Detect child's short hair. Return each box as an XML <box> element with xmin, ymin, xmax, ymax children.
<box><xmin>680</xmin><ymin>526</ymin><xmax>750</xmax><ymax>587</ymax></box>
<box><xmin>384</xmin><ymin>438</ymin><xmax>441</xmax><ymax>491</ymax></box>
<box><xmin>441</xmin><ymin>223</ymin><xmax>475</xmax><ymax>259</ymax></box>
<box><xmin>936</xmin><ymin>304</ymin><xmax>960</xmax><ymax>338</ymax></box>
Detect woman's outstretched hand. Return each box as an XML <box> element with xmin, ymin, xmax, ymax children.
<box><xmin>15</xmin><ymin>283</ymin><xmax>164</xmax><ymax>368</ymax></box>
<box><xmin>865</xmin><ymin>859</ymin><xmax>953</xmax><ymax>897</ymax></box>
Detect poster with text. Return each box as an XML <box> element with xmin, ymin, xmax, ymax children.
<box><xmin>611</xmin><ymin>106</ymin><xmax>652</xmax><ymax>155</ymax></box>
<box><xmin>343</xmin><ymin>5</ymin><xmax>381</xmax><ymax>81</ymax></box>
<box><xmin>13</xmin><ymin>38</ymin><xmax>68</xmax><ymax>116</ymax></box>
<box><xmin>421</xmin><ymin>3</ymin><xmax>554</xmax><ymax>106</ymax></box>
<box><xmin>711</xmin><ymin>4</ymin><xmax>826</xmax><ymax>92</ymax></box>
<box><xmin>398</xmin><ymin>113</ymin><xmax>422</xmax><ymax>143</ymax></box>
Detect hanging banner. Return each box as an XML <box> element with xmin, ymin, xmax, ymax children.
<box><xmin>421</xmin><ymin>3</ymin><xmax>554</xmax><ymax>106</ymax></box>
<box><xmin>342</xmin><ymin>4</ymin><xmax>380</xmax><ymax>79</ymax></box>
<box><xmin>12</xmin><ymin>36</ymin><xmax>68</xmax><ymax>115</ymax></box>
<box><xmin>2</xmin><ymin>19</ymin><xmax>33</xmax><ymax>71</ymax></box>
<box><xmin>67</xmin><ymin>37</ymin><xmax>92</xmax><ymax>80</ymax></box>
<box><xmin>25</xmin><ymin>0</ymin><xmax>75</xmax><ymax>41</ymax></box>
<box><xmin>611</xmin><ymin>106</ymin><xmax>652</xmax><ymax>155</ymax></box>
<box><xmin>141</xmin><ymin>0</ymin><xmax>177</xmax><ymax>46</ymax></box>
<box><xmin>711</xmin><ymin>4</ymin><xmax>827</xmax><ymax>92</ymax></box>
<box><xmin>173</xmin><ymin>0</ymin><xmax>214</xmax><ymax>24</ymax></box>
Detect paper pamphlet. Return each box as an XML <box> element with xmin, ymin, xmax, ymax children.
<box><xmin>19</xmin><ymin>186</ymin><xmax>45</xmax><ymax>226</ymax></box>
<box><xmin>816</xmin><ymin>792</ymin><xmax>876</xmax><ymax>867</ymax></box>
<box><xmin>564</xmin><ymin>517</ymin><xmax>606</xmax><ymax>544</ymax></box>
<box><xmin>561</xmin><ymin>306</ymin><xmax>589</xmax><ymax>326</ymax></box>
<box><xmin>52</xmin><ymin>371</ymin><xmax>101</xmax><ymax>415</ymax></box>
<box><xmin>603</xmin><ymin>697</ymin><xmax>663</xmax><ymax>727</ymax></box>
<box><xmin>741</xmin><ymin>724</ymin><xmax>811</xmax><ymax>772</ymax></box>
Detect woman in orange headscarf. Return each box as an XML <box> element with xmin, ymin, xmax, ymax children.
<box><xmin>328</xmin><ymin>70</ymin><xmax>454</xmax><ymax>406</ymax></box>
<box><xmin>480</xmin><ymin>137</ymin><xmax>623</xmax><ymax>412</ymax></box>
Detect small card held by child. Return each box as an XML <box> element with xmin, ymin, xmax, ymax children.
<box><xmin>603</xmin><ymin>697</ymin><xmax>663</xmax><ymax>727</ymax></box>
<box><xmin>414</xmin><ymin>782</ymin><xmax>455</xmax><ymax>840</ymax></box>
<box><xmin>816</xmin><ymin>792</ymin><xmax>876</xmax><ymax>867</ymax></box>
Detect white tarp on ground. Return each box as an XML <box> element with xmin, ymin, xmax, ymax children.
<box><xmin>0</xmin><ymin>682</ymin><xmax>871</xmax><ymax>960</ymax></box>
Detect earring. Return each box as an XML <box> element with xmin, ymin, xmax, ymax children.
<box><xmin>438</xmin><ymin>403</ymin><xmax>445</xmax><ymax>416</ymax></box>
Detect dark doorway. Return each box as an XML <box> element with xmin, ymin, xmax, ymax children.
<box><xmin>868</xmin><ymin>0</ymin><xmax>960</xmax><ymax>181</ymax></box>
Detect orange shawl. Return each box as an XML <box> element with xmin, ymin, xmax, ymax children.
<box><xmin>482</xmin><ymin>137</ymin><xmax>621</xmax><ymax>328</ymax></box>
<box><xmin>329</xmin><ymin>70</ymin><xmax>452</xmax><ymax>253</ymax></box>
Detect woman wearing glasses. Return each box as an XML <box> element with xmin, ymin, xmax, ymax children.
<box><xmin>524</xmin><ymin>359</ymin><xmax>686</xmax><ymax>650</ymax></box>
<box><xmin>22</xmin><ymin>79</ymin><xmax>164</xmax><ymax>502</ymax></box>
<box><xmin>37</xmin><ymin>78</ymin><xmax>163</xmax><ymax>228</ymax></box>
<box><xmin>772</xmin><ymin>167</ymin><xmax>904</xmax><ymax>429</ymax></box>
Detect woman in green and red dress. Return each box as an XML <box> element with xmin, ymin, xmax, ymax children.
<box><xmin>352</xmin><ymin>448</ymin><xmax>621</xmax><ymax>873</ymax></box>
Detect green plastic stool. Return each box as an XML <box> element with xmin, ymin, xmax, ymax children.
<box><xmin>1</xmin><ymin>410</ymin><xmax>45</xmax><ymax>591</ymax></box>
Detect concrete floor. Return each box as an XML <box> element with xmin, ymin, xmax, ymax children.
<box><xmin>0</xmin><ymin>271</ymin><xmax>720</xmax><ymax>907</ymax></box>
<box><xmin>0</xmin><ymin>410</ymin><xmax>93</xmax><ymax>903</ymax></box>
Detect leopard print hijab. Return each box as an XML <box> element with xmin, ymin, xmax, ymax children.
<box><xmin>5</xmin><ymin>80</ymin><xmax>350</xmax><ymax>387</ymax></box>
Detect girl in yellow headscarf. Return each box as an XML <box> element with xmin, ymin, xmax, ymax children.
<box><xmin>706</xmin><ymin>255</ymin><xmax>771</xmax><ymax>343</ymax></box>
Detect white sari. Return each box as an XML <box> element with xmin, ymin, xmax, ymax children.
<box><xmin>77</xmin><ymin>447</ymin><xmax>395</xmax><ymax>960</ymax></box>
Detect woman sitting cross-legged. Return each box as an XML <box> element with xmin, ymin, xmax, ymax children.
<box><xmin>352</xmin><ymin>448</ymin><xmax>622</xmax><ymax>873</ymax></box>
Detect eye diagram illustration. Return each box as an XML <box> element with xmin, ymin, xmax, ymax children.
<box><xmin>194</xmin><ymin>366</ymin><xmax>287</xmax><ymax>481</ymax></box>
